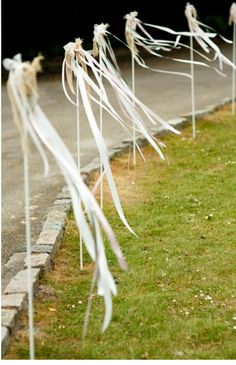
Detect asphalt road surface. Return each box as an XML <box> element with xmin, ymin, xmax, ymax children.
<box><xmin>2</xmin><ymin>44</ymin><xmax>234</xmax><ymax>290</ymax></box>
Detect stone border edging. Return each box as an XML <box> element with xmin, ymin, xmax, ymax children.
<box><xmin>1</xmin><ymin>96</ymin><xmax>232</xmax><ymax>357</ymax></box>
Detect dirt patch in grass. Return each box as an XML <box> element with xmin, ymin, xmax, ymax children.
<box><xmin>6</xmin><ymin>104</ymin><xmax>236</xmax><ymax>359</ymax></box>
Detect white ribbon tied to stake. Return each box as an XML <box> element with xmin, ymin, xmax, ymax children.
<box><xmin>63</xmin><ymin>38</ymin><xmax>136</xmax><ymax>236</ymax></box>
<box><xmin>184</xmin><ymin>2</ymin><xmax>236</xmax><ymax>72</ymax></box>
<box><xmin>62</xmin><ymin>30</ymin><xmax>180</xmax><ymax>233</ymax></box>
<box><xmin>124</xmin><ymin>10</ymin><xmax>211</xmax><ymax>79</ymax></box>
<box><xmin>3</xmin><ymin>54</ymin><xmax>127</xmax><ymax>333</ymax></box>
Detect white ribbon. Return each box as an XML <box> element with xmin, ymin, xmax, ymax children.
<box><xmin>62</xmin><ymin>32</ymin><xmax>180</xmax><ymax>239</ymax></box>
<box><xmin>4</xmin><ymin>54</ymin><xmax>127</xmax><ymax>333</ymax></box>
<box><xmin>184</xmin><ymin>2</ymin><xmax>236</xmax><ymax>71</ymax></box>
<box><xmin>123</xmin><ymin>10</ymin><xmax>211</xmax><ymax>79</ymax></box>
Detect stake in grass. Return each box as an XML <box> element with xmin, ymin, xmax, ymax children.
<box><xmin>4</xmin><ymin>53</ymin><xmax>128</xmax><ymax>337</ymax></box>
<box><xmin>124</xmin><ymin>11</ymin><xmax>204</xmax><ymax>141</ymax></box>
<box><xmin>3</xmin><ymin>54</ymin><xmax>49</xmax><ymax>359</ymax></box>
<box><xmin>132</xmin><ymin>5</ymin><xmax>235</xmax><ymax>138</ymax></box>
<box><xmin>124</xmin><ymin>12</ymin><xmax>139</xmax><ymax>166</ymax></box>
<box><xmin>62</xmin><ymin>35</ymin><xmax>180</xmax><ymax>238</ymax></box>
<box><xmin>184</xmin><ymin>2</ymin><xmax>236</xmax><ymax>137</ymax></box>
<box><xmin>76</xmin><ymin>79</ymin><xmax>83</xmax><ymax>270</ymax></box>
<box><xmin>93</xmin><ymin>24</ymin><xmax>110</xmax><ymax>208</ymax></box>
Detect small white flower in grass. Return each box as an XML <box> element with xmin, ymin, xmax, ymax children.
<box><xmin>205</xmin><ymin>213</ymin><xmax>213</xmax><ymax>220</ymax></box>
<box><xmin>205</xmin><ymin>295</ymin><xmax>212</xmax><ymax>301</ymax></box>
<box><xmin>233</xmin><ymin>326</ymin><xmax>236</xmax><ymax>330</ymax></box>
<box><xmin>173</xmin><ymin>299</ymin><xmax>176</xmax><ymax>303</ymax></box>
<box><xmin>78</xmin><ymin>300</ymin><xmax>82</xmax><ymax>304</ymax></box>
<box><xmin>175</xmin><ymin>351</ymin><xmax>184</xmax><ymax>357</ymax></box>
<box><xmin>58</xmin><ymin>325</ymin><xmax>66</xmax><ymax>330</ymax></box>
<box><xmin>233</xmin><ymin>316</ymin><xmax>236</xmax><ymax>321</ymax></box>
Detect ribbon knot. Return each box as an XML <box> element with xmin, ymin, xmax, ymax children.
<box><xmin>229</xmin><ymin>3</ymin><xmax>236</xmax><ymax>25</ymax></box>
<box><xmin>124</xmin><ymin>11</ymin><xmax>139</xmax><ymax>54</ymax></box>
<box><xmin>93</xmin><ymin>23</ymin><xmax>110</xmax><ymax>46</ymax></box>
<box><xmin>185</xmin><ymin>3</ymin><xmax>197</xmax><ymax>23</ymax></box>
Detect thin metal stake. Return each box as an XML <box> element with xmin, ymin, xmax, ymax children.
<box><xmin>232</xmin><ymin>22</ymin><xmax>236</xmax><ymax>115</ymax></box>
<box><xmin>131</xmin><ymin>45</ymin><xmax>136</xmax><ymax>165</ymax></box>
<box><xmin>24</xmin><ymin>144</ymin><xmax>35</xmax><ymax>359</ymax></box>
<box><xmin>76</xmin><ymin>79</ymin><xmax>83</xmax><ymax>270</ymax></box>
<box><xmin>99</xmin><ymin>50</ymin><xmax>104</xmax><ymax>209</ymax></box>
<box><xmin>190</xmin><ymin>35</ymin><xmax>196</xmax><ymax>138</ymax></box>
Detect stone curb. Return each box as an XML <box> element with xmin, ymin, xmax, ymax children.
<box><xmin>1</xmin><ymin>96</ymin><xmax>233</xmax><ymax>357</ymax></box>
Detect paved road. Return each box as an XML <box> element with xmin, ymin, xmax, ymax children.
<box><xmin>2</xmin><ymin>44</ymin><xmax>234</xmax><ymax>289</ymax></box>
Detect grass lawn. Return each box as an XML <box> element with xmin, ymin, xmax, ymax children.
<box><xmin>7</xmin><ymin>105</ymin><xmax>236</xmax><ymax>359</ymax></box>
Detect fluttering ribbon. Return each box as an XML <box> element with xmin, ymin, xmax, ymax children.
<box><xmin>184</xmin><ymin>3</ymin><xmax>236</xmax><ymax>71</ymax></box>
<box><xmin>62</xmin><ymin>30</ymin><xmax>180</xmax><ymax>233</ymax></box>
<box><xmin>3</xmin><ymin>53</ymin><xmax>43</xmax><ymax>359</ymax></box>
<box><xmin>138</xmin><ymin>5</ymin><xmax>235</xmax><ymax>76</ymax></box>
<box><xmin>3</xmin><ymin>54</ymin><xmax>127</xmax><ymax>333</ymax></box>
<box><xmin>124</xmin><ymin>10</ymin><xmax>210</xmax><ymax>79</ymax></box>
<box><xmin>63</xmin><ymin>38</ymin><xmax>136</xmax><ymax>236</ymax></box>
<box><xmin>93</xmin><ymin>23</ymin><xmax>180</xmax><ymax>142</ymax></box>
<box><xmin>124</xmin><ymin>6</ymin><xmax>235</xmax><ymax>137</ymax></box>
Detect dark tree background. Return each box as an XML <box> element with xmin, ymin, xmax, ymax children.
<box><xmin>2</xmin><ymin>0</ymin><xmax>234</xmax><ymax>60</ymax></box>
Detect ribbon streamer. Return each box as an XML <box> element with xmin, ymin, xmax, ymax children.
<box><xmin>93</xmin><ymin>24</ymin><xmax>110</xmax><ymax>207</ymax></box>
<box><xmin>184</xmin><ymin>3</ymin><xmax>235</xmax><ymax>72</ymax></box>
<box><xmin>62</xmin><ymin>34</ymin><xmax>180</xmax><ymax>237</ymax></box>
<box><xmin>3</xmin><ymin>54</ymin><xmax>127</xmax><ymax>334</ymax></box>
<box><xmin>184</xmin><ymin>3</ymin><xmax>236</xmax><ymax>136</ymax></box>
<box><xmin>124</xmin><ymin>13</ymin><xmax>138</xmax><ymax>165</ymax></box>
<box><xmin>124</xmin><ymin>11</ymin><xmax>211</xmax><ymax>79</ymax></box>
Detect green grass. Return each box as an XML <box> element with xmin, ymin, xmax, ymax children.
<box><xmin>7</xmin><ymin>105</ymin><xmax>236</xmax><ymax>359</ymax></box>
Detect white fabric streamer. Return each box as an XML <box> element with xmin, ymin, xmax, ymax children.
<box><xmin>62</xmin><ymin>34</ymin><xmax>180</xmax><ymax>235</ymax></box>
<box><xmin>184</xmin><ymin>3</ymin><xmax>236</xmax><ymax>71</ymax></box>
<box><xmin>124</xmin><ymin>11</ymin><xmax>210</xmax><ymax>79</ymax></box>
<box><xmin>142</xmin><ymin>11</ymin><xmax>234</xmax><ymax>75</ymax></box>
<box><xmin>3</xmin><ymin>54</ymin><xmax>127</xmax><ymax>333</ymax></box>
